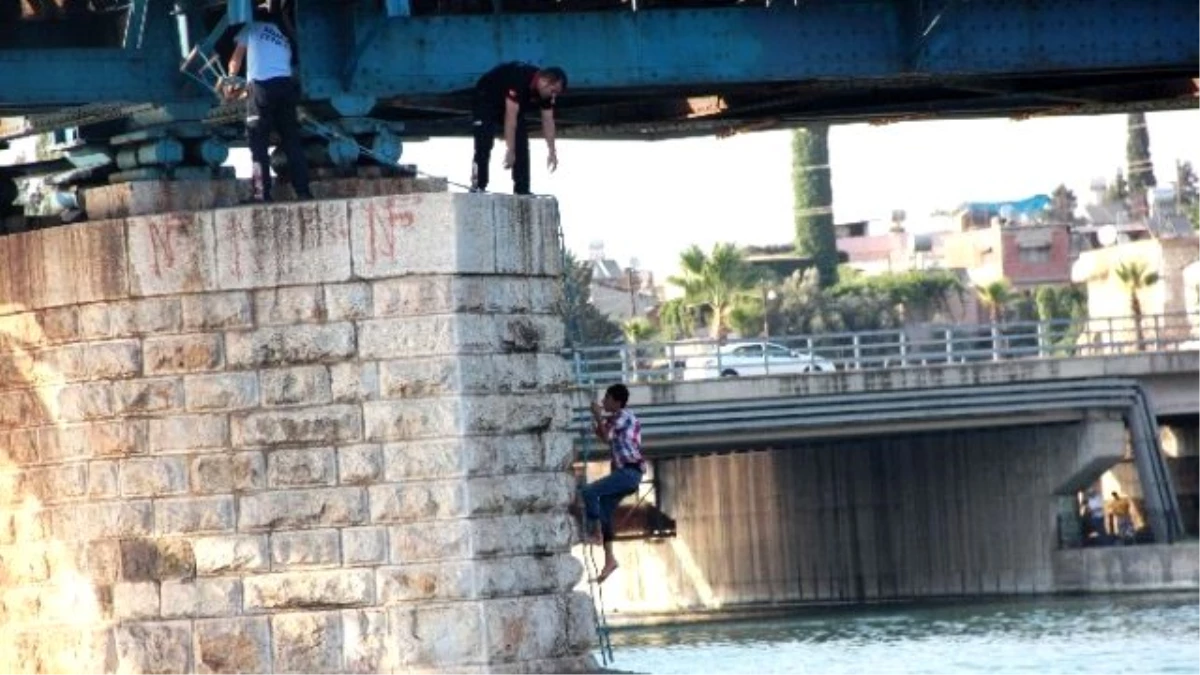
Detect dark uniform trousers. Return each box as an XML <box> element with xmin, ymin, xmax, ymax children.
<box><xmin>471</xmin><ymin>90</ymin><xmax>531</xmax><ymax>195</ymax></box>
<box><xmin>247</xmin><ymin>76</ymin><xmax>312</xmax><ymax>201</ymax></box>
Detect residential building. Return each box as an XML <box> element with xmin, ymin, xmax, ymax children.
<box><xmin>587</xmin><ymin>242</ymin><xmax>658</xmax><ymax>323</ymax></box>
<box><xmin>942</xmin><ymin>221</ymin><xmax>1073</xmax><ymax>288</ymax></box>
<box><xmin>834</xmin><ymin>219</ymin><xmax>950</xmax><ymax>275</ymax></box>
<box><xmin>1071</xmin><ymin>236</ymin><xmax>1199</xmax><ymax>348</ymax></box>
<box><xmin>940</xmin><ymin>195</ymin><xmax>1074</xmax><ymax>291</ymax></box>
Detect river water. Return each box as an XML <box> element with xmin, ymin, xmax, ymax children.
<box><xmin>600</xmin><ymin>593</ymin><xmax>1200</xmax><ymax>674</ymax></box>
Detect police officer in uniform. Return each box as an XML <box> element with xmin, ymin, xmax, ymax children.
<box><xmin>470</xmin><ymin>62</ymin><xmax>567</xmax><ymax>195</ymax></box>
<box><xmin>226</xmin><ymin>1</ymin><xmax>313</xmax><ymax>202</ymax></box>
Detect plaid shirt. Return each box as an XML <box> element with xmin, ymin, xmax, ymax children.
<box><xmin>604</xmin><ymin>409</ymin><xmax>645</xmax><ymax>471</ymax></box>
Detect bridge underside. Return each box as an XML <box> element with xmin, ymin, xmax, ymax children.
<box><xmin>1</xmin><ymin>0</ymin><xmax>1195</xmax><ymax>208</ymax></box>
<box><xmin>1</xmin><ymin>0</ymin><xmax>1197</xmax><ymax>142</ymax></box>
<box><xmin>573</xmin><ymin>377</ymin><xmax>1190</xmax><ymax>541</ymax></box>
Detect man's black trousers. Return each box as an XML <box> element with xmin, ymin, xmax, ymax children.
<box><xmin>472</xmin><ymin>95</ymin><xmax>531</xmax><ymax>195</ymax></box>
<box><xmin>247</xmin><ymin>76</ymin><xmax>312</xmax><ymax>201</ymax></box>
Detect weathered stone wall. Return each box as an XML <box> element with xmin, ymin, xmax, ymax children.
<box><xmin>0</xmin><ymin>192</ymin><xmax>597</xmax><ymax>673</ymax></box>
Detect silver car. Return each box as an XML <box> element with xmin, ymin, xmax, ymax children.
<box><xmin>682</xmin><ymin>341</ymin><xmax>836</xmax><ymax>379</ymax></box>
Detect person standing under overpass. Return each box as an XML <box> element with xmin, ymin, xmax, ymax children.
<box><xmin>469</xmin><ymin>62</ymin><xmax>567</xmax><ymax>195</ymax></box>
<box><xmin>1108</xmin><ymin>491</ymin><xmax>1136</xmax><ymax>541</ymax></box>
<box><xmin>226</xmin><ymin>1</ymin><xmax>313</xmax><ymax>202</ymax></box>
<box><xmin>581</xmin><ymin>383</ymin><xmax>645</xmax><ymax>584</ymax></box>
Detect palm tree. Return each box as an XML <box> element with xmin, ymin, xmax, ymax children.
<box><xmin>621</xmin><ymin>317</ymin><xmax>658</xmax><ymax>381</ymax></box>
<box><xmin>657</xmin><ymin>298</ymin><xmax>695</xmax><ymax>341</ymax></box>
<box><xmin>622</xmin><ymin>317</ymin><xmax>658</xmax><ymax>344</ymax></box>
<box><xmin>1114</xmin><ymin>260</ymin><xmax>1160</xmax><ymax>351</ymax></box>
<box><xmin>667</xmin><ymin>243</ymin><xmax>758</xmax><ymax>340</ymax></box>
<box><xmin>975</xmin><ymin>280</ymin><xmax>1016</xmax><ymax>325</ymax></box>
<box><xmin>975</xmin><ymin>280</ymin><xmax>1017</xmax><ymax>359</ymax></box>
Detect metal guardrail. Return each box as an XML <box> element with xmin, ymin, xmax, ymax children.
<box><xmin>567</xmin><ymin>312</ymin><xmax>1200</xmax><ymax>386</ymax></box>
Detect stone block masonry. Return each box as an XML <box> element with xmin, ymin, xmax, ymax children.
<box><xmin>0</xmin><ymin>190</ymin><xmax>598</xmax><ymax>673</ymax></box>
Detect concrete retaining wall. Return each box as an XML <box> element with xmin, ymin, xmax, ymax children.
<box><xmin>0</xmin><ymin>192</ymin><xmax>597</xmax><ymax>673</ymax></box>
<box><xmin>1053</xmin><ymin>543</ymin><xmax>1200</xmax><ymax>592</ymax></box>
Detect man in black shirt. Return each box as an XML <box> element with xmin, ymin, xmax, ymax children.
<box><xmin>469</xmin><ymin>62</ymin><xmax>567</xmax><ymax>195</ymax></box>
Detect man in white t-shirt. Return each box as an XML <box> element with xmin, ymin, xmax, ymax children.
<box><xmin>226</xmin><ymin>3</ymin><xmax>312</xmax><ymax>202</ymax></box>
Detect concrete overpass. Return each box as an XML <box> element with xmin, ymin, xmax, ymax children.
<box><xmin>569</xmin><ymin>350</ymin><xmax>1199</xmax><ymax>621</ymax></box>
<box><xmin>576</xmin><ymin>351</ymin><xmax>1199</xmax><ymax>454</ymax></box>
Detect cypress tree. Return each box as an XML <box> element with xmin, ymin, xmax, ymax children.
<box><xmin>1126</xmin><ymin>112</ymin><xmax>1157</xmax><ymax>216</ymax></box>
<box><xmin>792</xmin><ymin>125</ymin><xmax>839</xmax><ymax>288</ymax></box>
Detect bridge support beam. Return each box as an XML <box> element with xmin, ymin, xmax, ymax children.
<box><xmin>0</xmin><ymin>188</ymin><xmax>595</xmax><ymax>673</ymax></box>
<box><xmin>1127</xmin><ymin>402</ymin><xmax>1184</xmax><ymax>544</ymax></box>
<box><xmin>574</xmin><ymin>415</ymin><xmax>1189</xmax><ymax>616</ymax></box>
<box><xmin>1159</xmin><ymin>422</ymin><xmax>1199</xmax><ymax>536</ymax></box>
<box><xmin>311</xmin><ymin>0</ymin><xmax>1199</xmax><ymax>98</ymax></box>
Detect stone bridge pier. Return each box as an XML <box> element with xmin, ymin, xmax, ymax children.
<box><xmin>0</xmin><ymin>189</ymin><xmax>597</xmax><ymax>673</ymax></box>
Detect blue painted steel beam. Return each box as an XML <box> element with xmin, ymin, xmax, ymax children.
<box><xmin>0</xmin><ymin>0</ymin><xmax>1195</xmax><ymax>109</ymax></box>
<box><xmin>0</xmin><ymin>49</ymin><xmax>186</xmax><ymax>106</ymax></box>
<box><xmin>306</xmin><ymin>0</ymin><xmax>1198</xmax><ymax>98</ymax></box>
<box><xmin>227</xmin><ymin>0</ymin><xmax>254</xmax><ymax>25</ymax></box>
<box><xmin>0</xmin><ymin>6</ymin><xmax>200</xmax><ymax>107</ymax></box>
<box><xmin>385</xmin><ymin>0</ymin><xmax>411</xmax><ymax>18</ymax></box>
<box><xmin>123</xmin><ymin>0</ymin><xmax>150</xmax><ymax>49</ymax></box>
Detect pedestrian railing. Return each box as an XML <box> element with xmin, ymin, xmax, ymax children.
<box><xmin>566</xmin><ymin>311</ymin><xmax>1200</xmax><ymax>386</ymax></box>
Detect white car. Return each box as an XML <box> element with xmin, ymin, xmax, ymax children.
<box><xmin>682</xmin><ymin>341</ymin><xmax>836</xmax><ymax>380</ymax></box>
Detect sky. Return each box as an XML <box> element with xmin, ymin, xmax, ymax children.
<box><xmin>397</xmin><ymin>109</ymin><xmax>1200</xmax><ymax>281</ymax></box>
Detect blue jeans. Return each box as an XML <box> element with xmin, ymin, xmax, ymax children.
<box><xmin>581</xmin><ymin>466</ymin><xmax>642</xmax><ymax>543</ymax></box>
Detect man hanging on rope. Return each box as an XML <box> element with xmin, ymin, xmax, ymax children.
<box><xmin>225</xmin><ymin>0</ymin><xmax>313</xmax><ymax>202</ymax></box>
<box><xmin>581</xmin><ymin>383</ymin><xmax>646</xmax><ymax>583</ymax></box>
<box><xmin>469</xmin><ymin>62</ymin><xmax>567</xmax><ymax>195</ymax></box>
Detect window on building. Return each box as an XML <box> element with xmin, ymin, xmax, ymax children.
<box><xmin>1019</xmin><ymin>245</ymin><xmax>1052</xmax><ymax>263</ymax></box>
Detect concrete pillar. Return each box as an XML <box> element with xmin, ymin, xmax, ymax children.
<box><xmin>0</xmin><ymin>190</ymin><xmax>596</xmax><ymax>673</ymax></box>
<box><xmin>1161</xmin><ymin>423</ymin><xmax>1200</xmax><ymax>536</ymax></box>
<box><xmin>1049</xmin><ymin>413</ymin><xmax>1127</xmax><ymax>495</ymax></box>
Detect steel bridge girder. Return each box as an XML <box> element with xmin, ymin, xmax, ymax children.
<box><xmin>310</xmin><ymin>0</ymin><xmax>1199</xmax><ymax>98</ymax></box>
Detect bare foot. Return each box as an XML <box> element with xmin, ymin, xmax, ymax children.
<box><xmin>593</xmin><ymin>561</ymin><xmax>619</xmax><ymax>584</ymax></box>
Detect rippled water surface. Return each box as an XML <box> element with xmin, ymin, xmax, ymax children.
<box><xmin>602</xmin><ymin>593</ymin><xmax>1200</xmax><ymax>674</ymax></box>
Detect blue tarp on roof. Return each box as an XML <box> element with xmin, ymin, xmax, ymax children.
<box><xmin>960</xmin><ymin>194</ymin><xmax>1051</xmax><ymax>216</ymax></box>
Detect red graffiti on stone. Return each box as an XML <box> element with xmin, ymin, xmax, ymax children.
<box><xmin>365</xmin><ymin>196</ymin><xmax>420</xmax><ymax>265</ymax></box>
<box><xmin>227</xmin><ymin>211</ymin><xmax>251</xmax><ymax>281</ymax></box>
<box><xmin>146</xmin><ymin>215</ymin><xmax>185</xmax><ymax>278</ymax></box>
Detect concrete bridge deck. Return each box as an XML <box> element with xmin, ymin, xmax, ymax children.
<box><xmin>573</xmin><ymin>351</ymin><xmax>1199</xmax><ymax>454</ymax></box>
<box><xmin>570</xmin><ymin>351</ymin><xmax>1199</xmax><ymax>620</ymax></box>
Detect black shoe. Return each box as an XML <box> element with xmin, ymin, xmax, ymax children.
<box><xmin>469</xmin><ymin>185</ymin><xmax>486</xmax><ymax>194</ymax></box>
<box><xmin>295</xmin><ymin>191</ymin><xmax>314</xmax><ymax>201</ymax></box>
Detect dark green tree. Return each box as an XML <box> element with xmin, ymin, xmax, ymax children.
<box><xmin>1048</xmin><ymin>184</ymin><xmax>1079</xmax><ymax>225</ymax></box>
<box><xmin>1176</xmin><ymin>160</ymin><xmax>1198</xmax><ymax>199</ymax></box>
<box><xmin>1175</xmin><ymin>160</ymin><xmax>1199</xmax><ymax>230</ymax></box>
<box><xmin>656</xmin><ymin>298</ymin><xmax>695</xmax><ymax>341</ymax></box>
<box><xmin>561</xmin><ymin>251</ymin><xmax>622</xmax><ymax>347</ymax></box>
<box><xmin>1105</xmin><ymin>169</ymin><xmax>1129</xmax><ymax>206</ymax></box>
<box><xmin>832</xmin><ymin>268</ymin><xmax>964</xmax><ymax>323</ymax></box>
<box><xmin>1034</xmin><ymin>284</ymin><xmax>1088</xmax><ymax>354</ymax></box>
<box><xmin>792</xmin><ymin>125</ymin><xmax>839</xmax><ymax>287</ymax></box>
<box><xmin>1126</xmin><ymin>112</ymin><xmax>1157</xmax><ymax>216</ymax></box>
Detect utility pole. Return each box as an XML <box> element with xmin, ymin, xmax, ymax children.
<box><xmin>761</xmin><ymin>283</ymin><xmax>776</xmax><ymax>340</ymax></box>
<box><xmin>628</xmin><ymin>268</ymin><xmax>637</xmax><ymax>318</ymax></box>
